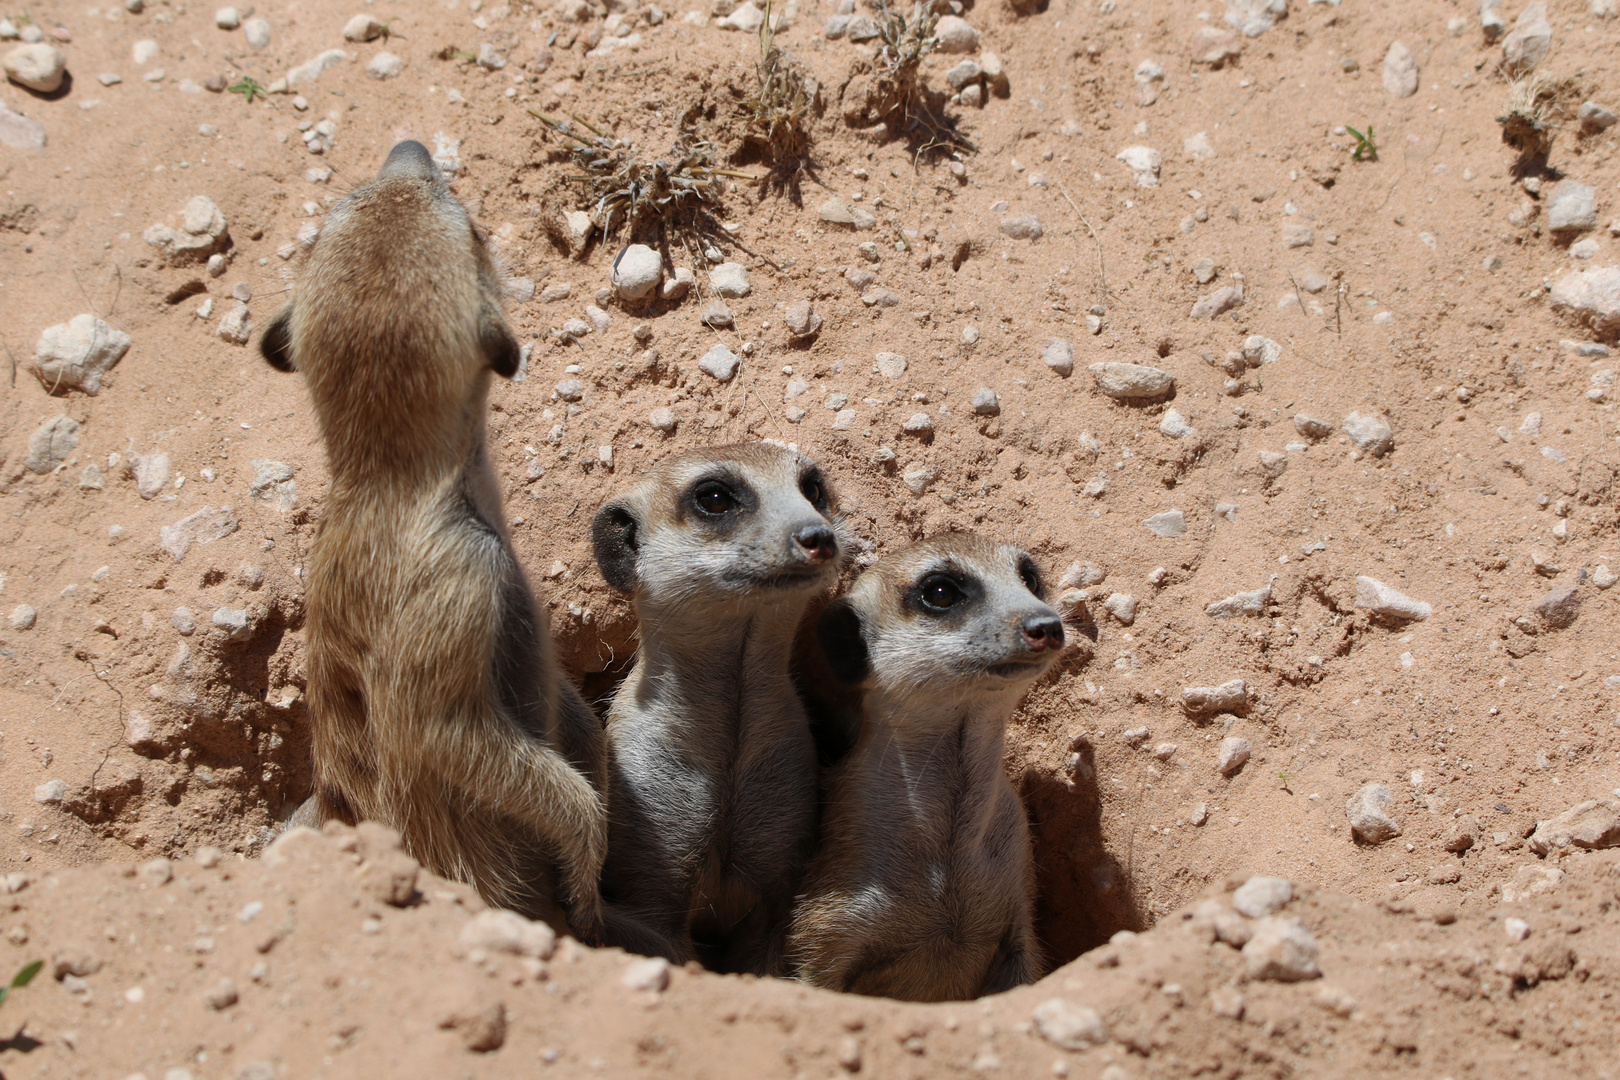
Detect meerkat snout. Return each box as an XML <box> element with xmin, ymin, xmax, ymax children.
<box><xmin>1019</xmin><ymin>612</ymin><xmax>1065</xmax><ymax>652</ymax></box>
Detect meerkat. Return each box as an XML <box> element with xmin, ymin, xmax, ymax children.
<box><xmin>787</xmin><ymin>533</ymin><xmax>1064</xmax><ymax>1001</ymax></box>
<box><xmin>258</xmin><ymin>140</ymin><xmax>606</xmax><ymax>940</ymax></box>
<box><xmin>591</xmin><ymin>442</ymin><xmax>844</xmax><ymax>974</ymax></box>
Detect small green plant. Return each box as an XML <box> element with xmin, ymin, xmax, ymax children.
<box><xmin>0</xmin><ymin>960</ymin><xmax>43</xmax><ymax>1009</ymax></box>
<box><xmin>1346</xmin><ymin>124</ymin><xmax>1378</xmax><ymax>162</ymax></box>
<box><xmin>227</xmin><ymin>76</ymin><xmax>267</xmax><ymax>104</ymax></box>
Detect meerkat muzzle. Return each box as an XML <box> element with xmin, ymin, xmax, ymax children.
<box><xmin>792</xmin><ymin>524</ymin><xmax>839</xmax><ymax>565</ymax></box>
<box><xmin>1019</xmin><ymin>614</ymin><xmax>1065</xmax><ymax>652</ymax></box>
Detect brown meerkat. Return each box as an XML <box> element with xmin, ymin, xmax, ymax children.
<box><xmin>591</xmin><ymin>442</ymin><xmax>844</xmax><ymax>974</ymax></box>
<box><xmin>787</xmin><ymin>533</ymin><xmax>1064</xmax><ymax>1001</ymax></box>
<box><xmin>258</xmin><ymin>140</ymin><xmax>606</xmax><ymax>940</ymax></box>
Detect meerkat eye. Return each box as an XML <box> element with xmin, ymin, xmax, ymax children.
<box><xmin>691</xmin><ymin>481</ymin><xmax>736</xmax><ymax>516</ymax></box>
<box><xmin>917</xmin><ymin>573</ymin><xmax>964</xmax><ymax>612</ymax></box>
<box><xmin>1018</xmin><ymin>558</ymin><xmax>1044</xmax><ymax>599</ymax></box>
<box><xmin>799</xmin><ymin>470</ymin><xmax>826</xmax><ymax>509</ymax></box>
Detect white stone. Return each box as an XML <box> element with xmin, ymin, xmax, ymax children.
<box><xmin>0</xmin><ymin>101</ymin><xmax>45</xmax><ymax>150</ymax></box>
<box><xmin>1116</xmin><ymin>145</ymin><xmax>1162</xmax><ymax>188</ymax></box>
<box><xmin>1546</xmin><ymin>181</ymin><xmax>1597</xmax><ymax>233</ymax></box>
<box><xmin>1346</xmin><ymin>783</ymin><xmax>1401</xmax><ymax>842</ymax></box>
<box><xmin>1190</xmin><ymin>285</ymin><xmax>1242</xmax><ymax>319</ymax></box>
<box><xmin>1502</xmin><ymin>1</ymin><xmax>1552</xmax><ymax>72</ymax></box>
<box><xmin>699</xmin><ymin>344</ymin><xmax>740</xmax><ymax>381</ymax></box>
<box><xmin>1205</xmin><ymin>578</ymin><xmax>1272</xmax><ymax>618</ymax></box>
<box><xmin>1184</xmin><ymin>131</ymin><xmax>1216</xmax><ymax>160</ymax></box>
<box><xmin>366</xmin><ymin>52</ymin><xmax>403</xmax><ymax>79</ymax></box>
<box><xmin>1354</xmin><ymin>576</ymin><xmax>1430</xmax><ymax>621</ymax></box>
<box><xmin>4</xmin><ymin>43</ymin><xmax>67</xmax><ymax>92</ymax></box>
<box><xmin>1242</xmin><ymin>335</ymin><xmax>1281</xmax><ymax>365</ymax></box>
<box><xmin>218</xmin><ymin>301</ymin><xmax>253</xmax><ymax>345</ymax></box>
<box><xmin>999</xmin><ymin>215</ymin><xmax>1043</xmax><ymax>240</ymax></box>
<box><xmin>1182</xmin><ymin>679</ymin><xmax>1245</xmax><ymax>714</ymax></box>
<box><xmin>717</xmin><ymin>1</ymin><xmax>765</xmax><ymax>31</ymax></box>
<box><xmin>648</xmin><ymin>407</ymin><xmax>677</xmax><ymax>432</ymax></box>
<box><xmin>622</xmin><ymin>956</ymin><xmax>671</xmax><ymax>992</ymax></box>
<box><xmin>784</xmin><ymin>300</ymin><xmax>821</xmax><ymax>339</ymax></box>
<box><xmin>1233</xmin><ymin>876</ymin><xmax>1293</xmax><ymax>918</ymax></box>
<box><xmin>1032</xmin><ymin>999</ymin><xmax>1109</xmax><ymax>1050</ymax></box>
<box><xmin>1091</xmin><ymin>362</ymin><xmax>1174</xmax><ymax>399</ymax></box>
<box><xmin>1217</xmin><ymin>736</ymin><xmax>1251</xmax><ymax>776</ymax></box>
<box><xmin>1242</xmin><ymin>917</ymin><xmax>1321</xmax><ymax>981</ymax></box>
<box><xmin>25</xmin><ymin>415</ymin><xmax>79</xmax><ymax>474</ymax></box>
<box><xmin>1225</xmin><ymin>0</ymin><xmax>1286</xmax><ymax>37</ymax></box>
<box><xmin>460</xmin><ymin>910</ymin><xmax>556</xmax><ymax>959</ymax></box>
<box><xmin>343</xmin><ymin>14</ymin><xmax>384</xmax><ymax>41</ymax></box>
<box><xmin>1381</xmin><ymin>41</ymin><xmax>1418</xmax><ymax>99</ymax></box>
<box><xmin>1549</xmin><ymin>265</ymin><xmax>1620</xmax><ymax>337</ymax></box>
<box><xmin>1042</xmin><ymin>338</ymin><xmax>1074</xmax><ymax>376</ymax></box>
<box><xmin>31</xmin><ymin>315</ymin><xmax>131</xmax><ymax>396</ymax></box>
<box><xmin>934</xmin><ymin>15</ymin><xmax>979</xmax><ymax>53</ymax></box>
<box><xmin>661</xmin><ymin>266</ymin><xmax>694</xmax><ymax>301</ymax></box>
<box><xmin>243</xmin><ymin>18</ymin><xmax>271</xmax><ymax>49</ymax></box>
<box><xmin>875</xmin><ymin>352</ymin><xmax>908</xmax><ymax>378</ymax></box>
<box><xmin>286</xmin><ymin>49</ymin><xmax>346</xmax><ymax>88</ymax></box>
<box><xmin>1103</xmin><ymin>593</ymin><xmax>1136</xmax><ymax>625</ymax></box>
<box><xmin>1527</xmin><ymin>798</ymin><xmax>1620</xmax><ymax>855</ymax></box>
<box><xmin>1342</xmin><ymin>412</ymin><xmax>1393</xmax><ymax>456</ymax></box>
<box><xmin>34</xmin><ymin>780</ymin><xmax>67</xmax><ymax>804</ymax></box>
<box><xmin>1293</xmin><ymin>413</ymin><xmax>1331</xmax><ymax>440</ymax></box>
<box><xmin>901</xmin><ymin>413</ymin><xmax>933</xmax><ymax>435</ymax></box>
<box><xmin>212</xmin><ymin>607</ymin><xmax>253</xmax><ymax>642</ymax></box>
<box><xmin>159</xmin><ymin>506</ymin><xmax>239</xmax><ymax>562</ymax></box>
<box><xmin>710</xmin><ymin>262</ymin><xmax>751</xmax><ymax>298</ymax></box>
<box><xmin>972</xmin><ymin>389</ymin><xmax>1000</xmax><ymax>416</ymax></box>
<box><xmin>1159</xmin><ymin>409</ymin><xmax>1194</xmax><ymax>439</ymax></box>
<box><xmin>1143</xmin><ymin>510</ymin><xmax>1187</xmax><ymax>538</ymax></box>
<box><xmin>611</xmin><ymin>244</ymin><xmax>662</xmax><ymax>301</ymax></box>
<box><xmin>216</xmin><ymin>7</ymin><xmax>241</xmax><ymax>29</ymax></box>
<box><xmin>901</xmin><ymin>464</ymin><xmax>935</xmax><ymax>494</ymax></box>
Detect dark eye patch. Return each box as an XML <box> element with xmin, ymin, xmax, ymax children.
<box><xmin>799</xmin><ymin>468</ymin><xmax>829</xmax><ymax>512</ymax></box>
<box><xmin>904</xmin><ymin>565</ymin><xmax>982</xmax><ymax>618</ymax></box>
<box><xmin>1017</xmin><ymin>557</ymin><xmax>1045</xmax><ymax>599</ymax></box>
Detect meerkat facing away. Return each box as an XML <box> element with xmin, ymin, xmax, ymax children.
<box><xmin>592</xmin><ymin>443</ymin><xmax>844</xmax><ymax>974</ymax></box>
<box><xmin>259</xmin><ymin>140</ymin><xmax>606</xmax><ymax>940</ymax></box>
<box><xmin>788</xmin><ymin>533</ymin><xmax>1064</xmax><ymax>1001</ymax></box>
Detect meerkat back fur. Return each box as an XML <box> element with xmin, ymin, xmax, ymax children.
<box><xmin>592</xmin><ymin>442</ymin><xmax>844</xmax><ymax>974</ymax></box>
<box><xmin>788</xmin><ymin>533</ymin><xmax>1064</xmax><ymax>1001</ymax></box>
<box><xmin>259</xmin><ymin>141</ymin><xmax>606</xmax><ymax>939</ymax></box>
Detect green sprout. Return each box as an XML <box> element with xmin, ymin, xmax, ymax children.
<box><xmin>1346</xmin><ymin>125</ymin><xmax>1378</xmax><ymax>162</ymax></box>
<box><xmin>227</xmin><ymin>76</ymin><xmax>267</xmax><ymax>104</ymax></box>
<box><xmin>0</xmin><ymin>960</ymin><xmax>43</xmax><ymax>1008</ymax></box>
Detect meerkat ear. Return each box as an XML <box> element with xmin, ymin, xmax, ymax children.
<box><xmin>817</xmin><ymin>597</ymin><xmax>871</xmax><ymax>686</ymax></box>
<box><xmin>260</xmin><ymin>306</ymin><xmax>295</xmax><ymax>372</ymax></box>
<box><xmin>479</xmin><ymin>300</ymin><xmax>522</xmax><ymax>379</ymax></box>
<box><xmin>592</xmin><ymin>500</ymin><xmax>640</xmax><ymax>593</ymax></box>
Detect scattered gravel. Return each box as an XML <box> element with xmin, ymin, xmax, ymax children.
<box><xmin>1548</xmin><ymin>265</ymin><xmax>1620</xmax><ymax>337</ymax></box>
<box><xmin>1183</xmin><ymin>679</ymin><xmax>1246</xmax><ymax>715</ymax></box>
<box><xmin>286</xmin><ymin>48</ymin><xmax>347</xmax><ymax>88</ymax></box>
<box><xmin>366</xmin><ymin>52</ymin><xmax>403</xmax><ymax>79</ymax></box>
<box><xmin>700</xmin><ymin>300</ymin><xmax>733</xmax><ymax>328</ymax></box>
<box><xmin>1042</xmin><ymin>338</ymin><xmax>1074</xmax><ymax>376</ymax></box>
<box><xmin>1217</xmin><ymin>737</ymin><xmax>1251</xmax><ymax>776</ymax></box>
<box><xmin>1142</xmin><ymin>509</ymin><xmax>1187</xmax><ymax>537</ymax></box>
<box><xmin>212</xmin><ymin>607</ymin><xmax>253</xmax><ymax>642</ymax></box>
<box><xmin>31</xmin><ymin>315</ymin><xmax>131</xmax><ymax>396</ymax></box>
<box><xmin>1346</xmin><ymin>783</ymin><xmax>1401</xmax><ymax>843</ymax></box>
<box><xmin>130</xmin><ymin>451</ymin><xmax>172</xmax><ymax>499</ymax></box>
<box><xmin>1533</xmin><ymin>585</ymin><xmax>1579</xmax><ymax>629</ymax></box>
<box><xmin>1242</xmin><ymin>335</ymin><xmax>1281</xmax><ymax>365</ymax></box>
<box><xmin>145</xmin><ymin>196</ymin><xmax>230</xmax><ymax>264</ymax></box>
<box><xmin>1501</xmin><ymin>0</ymin><xmax>1552</xmax><ymax>72</ymax></box>
<box><xmin>972</xmin><ymin>388</ymin><xmax>1001</xmax><ymax>416</ymax></box>
<box><xmin>1190</xmin><ymin>285</ymin><xmax>1242</xmax><ymax>319</ymax></box>
<box><xmin>243</xmin><ymin>17</ymin><xmax>271</xmax><ymax>49</ymax></box>
<box><xmin>1242</xmin><ymin>917</ymin><xmax>1321</xmax><ymax>981</ymax></box>
<box><xmin>0</xmin><ymin>99</ymin><xmax>46</xmax><ymax>150</ymax></box>
<box><xmin>1354</xmin><ymin>576</ymin><xmax>1431</xmax><ymax>621</ymax></box>
<box><xmin>648</xmin><ymin>407</ymin><xmax>677</xmax><ymax>432</ymax></box>
<box><xmin>218</xmin><ymin>301</ymin><xmax>253</xmax><ymax>345</ymax></box>
<box><xmin>159</xmin><ymin>506</ymin><xmax>240</xmax><ymax>562</ymax></box>
<box><xmin>1189</xmin><ymin>26</ymin><xmax>1242</xmax><ymax>65</ymax></box>
<box><xmin>699</xmin><ymin>344</ymin><xmax>740</xmax><ymax>381</ymax></box>
<box><xmin>1091</xmin><ymin>362</ymin><xmax>1174</xmax><ymax>399</ymax></box>
<box><xmin>1444</xmin><ymin>815</ymin><xmax>1482</xmax><ymax>853</ymax></box>
<box><xmin>934</xmin><ymin>14</ymin><xmax>980</xmax><ymax>52</ymax></box>
<box><xmin>1116</xmin><ymin>145</ymin><xmax>1162</xmax><ymax>188</ymax></box>
<box><xmin>874</xmin><ymin>352</ymin><xmax>908</xmax><ymax>378</ymax></box>
<box><xmin>1293</xmin><ymin>413</ymin><xmax>1332</xmax><ymax>440</ymax></box>
<box><xmin>9</xmin><ymin>604</ymin><xmax>37</xmax><ymax>630</ymax></box>
<box><xmin>1232</xmin><ymin>876</ymin><xmax>1292</xmax><ymax>918</ymax></box>
<box><xmin>343</xmin><ymin>14</ymin><xmax>385</xmax><ymax>41</ymax></box>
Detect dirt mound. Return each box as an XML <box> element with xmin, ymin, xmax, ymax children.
<box><xmin>3</xmin><ymin>0</ymin><xmax>1620</xmax><ymax>1074</ymax></box>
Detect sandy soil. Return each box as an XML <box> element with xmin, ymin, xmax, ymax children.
<box><xmin>2</xmin><ymin>0</ymin><xmax>1619</xmax><ymax>1075</ymax></box>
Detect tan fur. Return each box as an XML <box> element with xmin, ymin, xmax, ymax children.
<box><xmin>260</xmin><ymin>142</ymin><xmax>606</xmax><ymax>939</ymax></box>
<box><xmin>788</xmin><ymin>533</ymin><xmax>1063</xmax><ymax>1000</ymax></box>
<box><xmin>591</xmin><ymin>443</ymin><xmax>844</xmax><ymax>974</ymax></box>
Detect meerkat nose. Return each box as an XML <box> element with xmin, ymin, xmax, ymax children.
<box><xmin>1019</xmin><ymin>614</ymin><xmax>1065</xmax><ymax>652</ymax></box>
<box><xmin>792</xmin><ymin>524</ymin><xmax>839</xmax><ymax>563</ymax></box>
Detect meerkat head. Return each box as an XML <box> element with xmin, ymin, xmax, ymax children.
<box><xmin>817</xmin><ymin>533</ymin><xmax>1065</xmax><ymax>700</ymax></box>
<box><xmin>592</xmin><ymin>442</ymin><xmax>844</xmax><ymax>611</ymax></box>
<box><xmin>258</xmin><ymin>140</ymin><xmax>519</xmax><ymax>435</ymax></box>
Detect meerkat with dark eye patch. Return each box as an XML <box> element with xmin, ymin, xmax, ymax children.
<box><xmin>258</xmin><ymin>140</ymin><xmax>606</xmax><ymax>940</ymax></box>
<box><xmin>787</xmin><ymin>533</ymin><xmax>1065</xmax><ymax>1001</ymax></box>
<box><xmin>591</xmin><ymin>442</ymin><xmax>844</xmax><ymax>975</ymax></box>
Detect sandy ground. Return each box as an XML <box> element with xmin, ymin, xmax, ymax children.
<box><xmin>2</xmin><ymin>0</ymin><xmax>1619</xmax><ymax>1075</ymax></box>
